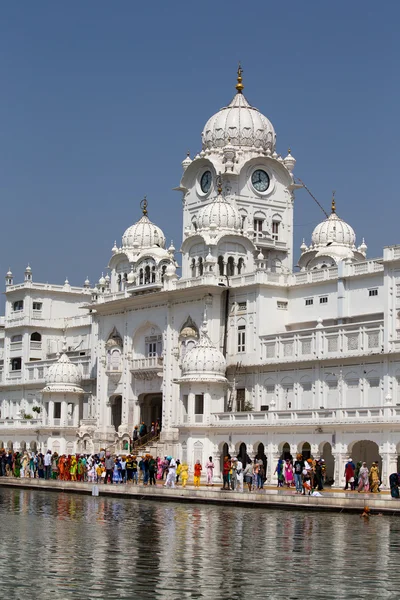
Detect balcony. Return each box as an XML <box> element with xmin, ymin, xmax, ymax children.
<box><xmin>210</xmin><ymin>405</ymin><xmax>400</xmax><ymax>428</ymax></box>
<box><xmin>30</xmin><ymin>341</ymin><xmax>42</xmax><ymax>352</ymax></box>
<box><xmin>44</xmin><ymin>418</ymin><xmax>75</xmax><ymax>427</ymax></box>
<box><xmin>130</xmin><ymin>356</ymin><xmax>163</xmax><ymax>380</ymax></box>
<box><xmin>0</xmin><ymin>418</ymin><xmax>42</xmax><ymax>429</ymax></box>
<box><xmin>256</xmin><ymin>320</ymin><xmax>384</xmax><ymax>366</ymax></box>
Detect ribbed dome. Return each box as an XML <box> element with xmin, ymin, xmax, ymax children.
<box><xmin>42</xmin><ymin>349</ymin><xmax>83</xmax><ymax>394</ymax></box>
<box><xmin>197</xmin><ymin>195</ymin><xmax>241</xmax><ymax>231</ymax></box>
<box><xmin>122</xmin><ymin>214</ymin><xmax>166</xmax><ymax>251</ymax></box>
<box><xmin>202</xmin><ymin>92</ymin><xmax>276</xmax><ymax>152</ymax></box>
<box><xmin>311</xmin><ymin>212</ymin><xmax>356</xmax><ymax>248</ymax></box>
<box><xmin>181</xmin><ymin>322</ymin><xmax>226</xmax><ymax>382</ymax></box>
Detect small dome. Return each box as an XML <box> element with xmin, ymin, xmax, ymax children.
<box><xmin>283</xmin><ymin>148</ymin><xmax>296</xmax><ymax>173</ymax></box>
<box><xmin>84</xmin><ymin>277</ymin><xmax>90</xmax><ymax>287</ymax></box>
<box><xmin>122</xmin><ymin>201</ymin><xmax>166</xmax><ymax>251</ymax></box>
<box><xmin>112</xmin><ymin>241</ymin><xmax>118</xmax><ymax>254</ymax></box>
<box><xmin>181</xmin><ymin>321</ymin><xmax>226</xmax><ymax>382</ymax></box>
<box><xmin>25</xmin><ymin>265</ymin><xmax>32</xmax><ymax>273</ymax></box>
<box><xmin>6</xmin><ymin>269</ymin><xmax>12</xmax><ymax>277</ymax></box>
<box><xmin>182</xmin><ymin>152</ymin><xmax>192</xmax><ymax>171</ymax></box>
<box><xmin>99</xmin><ymin>273</ymin><xmax>106</xmax><ymax>286</ymax></box>
<box><xmin>42</xmin><ymin>346</ymin><xmax>83</xmax><ymax>394</ymax></box>
<box><xmin>180</xmin><ymin>326</ymin><xmax>198</xmax><ymax>339</ymax></box>
<box><xmin>201</xmin><ymin>68</ymin><xmax>275</xmax><ymax>153</ymax></box>
<box><xmin>197</xmin><ymin>194</ymin><xmax>241</xmax><ymax>231</ymax></box>
<box><xmin>311</xmin><ymin>210</ymin><xmax>356</xmax><ymax>248</ymax></box>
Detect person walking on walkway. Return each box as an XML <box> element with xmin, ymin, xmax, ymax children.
<box><xmin>104</xmin><ymin>453</ymin><xmax>114</xmax><ymax>484</ymax></box>
<box><xmin>236</xmin><ymin>459</ymin><xmax>243</xmax><ymax>492</ymax></box>
<box><xmin>243</xmin><ymin>460</ymin><xmax>253</xmax><ymax>492</ymax></box>
<box><xmin>44</xmin><ymin>450</ymin><xmax>52</xmax><ymax>480</ymax></box>
<box><xmin>369</xmin><ymin>462</ymin><xmax>380</xmax><ymax>493</ymax></box>
<box><xmin>206</xmin><ymin>457</ymin><xmax>214</xmax><ymax>486</ymax></box>
<box><xmin>294</xmin><ymin>455</ymin><xmax>303</xmax><ymax>494</ymax></box>
<box><xmin>389</xmin><ymin>472</ymin><xmax>400</xmax><ymax>498</ymax></box>
<box><xmin>344</xmin><ymin>458</ymin><xmax>355</xmax><ymax>491</ymax></box>
<box><xmin>193</xmin><ymin>460</ymin><xmax>202</xmax><ymax>488</ymax></box>
<box><xmin>357</xmin><ymin>462</ymin><xmax>369</xmax><ymax>493</ymax></box>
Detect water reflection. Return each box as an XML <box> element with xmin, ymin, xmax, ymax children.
<box><xmin>0</xmin><ymin>488</ymin><xmax>399</xmax><ymax>599</ymax></box>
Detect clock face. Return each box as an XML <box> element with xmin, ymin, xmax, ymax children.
<box><xmin>200</xmin><ymin>171</ymin><xmax>212</xmax><ymax>194</ymax></box>
<box><xmin>252</xmin><ymin>169</ymin><xmax>270</xmax><ymax>193</ymax></box>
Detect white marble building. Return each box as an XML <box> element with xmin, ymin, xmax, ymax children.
<box><xmin>1</xmin><ymin>67</ymin><xmax>400</xmax><ymax>486</ymax></box>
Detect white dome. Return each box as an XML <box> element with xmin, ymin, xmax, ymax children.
<box><xmin>311</xmin><ymin>211</ymin><xmax>356</xmax><ymax>248</ymax></box>
<box><xmin>181</xmin><ymin>322</ymin><xmax>226</xmax><ymax>382</ymax></box>
<box><xmin>202</xmin><ymin>91</ymin><xmax>276</xmax><ymax>153</ymax></box>
<box><xmin>42</xmin><ymin>349</ymin><xmax>83</xmax><ymax>394</ymax></box>
<box><xmin>197</xmin><ymin>194</ymin><xmax>241</xmax><ymax>231</ymax></box>
<box><xmin>122</xmin><ymin>214</ymin><xmax>166</xmax><ymax>251</ymax></box>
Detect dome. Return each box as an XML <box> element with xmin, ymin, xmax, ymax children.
<box><xmin>201</xmin><ymin>68</ymin><xmax>276</xmax><ymax>153</ymax></box>
<box><xmin>311</xmin><ymin>207</ymin><xmax>356</xmax><ymax>248</ymax></box>
<box><xmin>122</xmin><ymin>202</ymin><xmax>166</xmax><ymax>251</ymax></box>
<box><xmin>180</xmin><ymin>321</ymin><xmax>226</xmax><ymax>383</ymax></box>
<box><xmin>42</xmin><ymin>346</ymin><xmax>83</xmax><ymax>394</ymax></box>
<box><xmin>197</xmin><ymin>194</ymin><xmax>241</xmax><ymax>231</ymax></box>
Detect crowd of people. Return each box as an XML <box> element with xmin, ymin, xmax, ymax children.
<box><xmin>343</xmin><ymin>458</ymin><xmax>382</xmax><ymax>493</ymax></box>
<box><xmin>1</xmin><ymin>448</ymin><xmax>400</xmax><ymax>498</ymax></box>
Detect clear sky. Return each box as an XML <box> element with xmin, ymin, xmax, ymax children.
<box><xmin>0</xmin><ymin>1</ymin><xmax>399</xmax><ymax>288</ymax></box>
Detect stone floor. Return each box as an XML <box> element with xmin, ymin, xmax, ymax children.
<box><xmin>1</xmin><ymin>478</ymin><xmax>399</xmax><ymax>514</ymax></box>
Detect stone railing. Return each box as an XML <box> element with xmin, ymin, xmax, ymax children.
<box><xmin>258</xmin><ymin>320</ymin><xmax>384</xmax><ymax>364</ymax></box>
<box><xmin>0</xmin><ymin>418</ymin><xmax>42</xmax><ymax>428</ymax></box>
<box><xmin>130</xmin><ymin>356</ymin><xmax>163</xmax><ymax>380</ymax></box>
<box><xmin>210</xmin><ymin>405</ymin><xmax>400</xmax><ymax>427</ymax></box>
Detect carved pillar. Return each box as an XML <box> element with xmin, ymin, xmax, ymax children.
<box><xmin>332</xmin><ymin>445</ymin><xmax>348</xmax><ymax>488</ymax></box>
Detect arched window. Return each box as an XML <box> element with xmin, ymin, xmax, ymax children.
<box><xmin>198</xmin><ymin>257</ymin><xmax>204</xmax><ymax>276</ymax></box>
<box><xmin>145</xmin><ymin>266</ymin><xmax>151</xmax><ymax>284</ymax></box>
<box><xmin>191</xmin><ymin>258</ymin><xmax>196</xmax><ymax>278</ymax></box>
<box><xmin>117</xmin><ymin>274</ymin><xmax>122</xmax><ymax>291</ymax></box>
<box><xmin>30</xmin><ymin>332</ymin><xmax>41</xmax><ymax>342</ymax></box>
<box><xmin>227</xmin><ymin>256</ymin><xmax>235</xmax><ymax>276</ymax></box>
<box><xmin>161</xmin><ymin>265</ymin><xmax>167</xmax><ymax>283</ymax></box>
<box><xmin>218</xmin><ymin>256</ymin><xmax>224</xmax><ymax>276</ymax></box>
<box><xmin>192</xmin><ymin>220</ymin><xmax>198</xmax><ymax>231</ymax></box>
<box><xmin>151</xmin><ymin>266</ymin><xmax>156</xmax><ymax>283</ymax></box>
<box><xmin>11</xmin><ymin>334</ymin><xmax>22</xmax><ymax>343</ymax></box>
<box><xmin>237</xmin><ymin>258</ymin><xmax>245</xmax><ymax>274</ymax></box>
<box><xmin>139</xmin><ymin>269</ymin><xmax>144</xmax><ymax>285</ymax></box>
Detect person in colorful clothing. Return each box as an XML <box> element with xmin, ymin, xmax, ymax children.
<box><xmin>206</xmin><ymin>457</ymin><xmax>214</xmax><ymax>486</ymax></box>
<box><xmin>357</xmin><ymin>462</ymin><xmax>369</xmax><ymax>493</ymax></box>
<box><xmin>274</xmin><ymin>459</ymin><xmax>284</xmax><ymax>487</ymax></box>
<box><xmin>193</xmin><ymin>460</ymin><xmax>202</xmax><ymax>488</ymax></box>
<box><xmin>181</xmin><ymin>463</ymin><xmax>189</xmax><ymax>488</ymax></box>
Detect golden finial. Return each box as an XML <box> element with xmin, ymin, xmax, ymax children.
<box><xmin>216</xmin><ymin>173</ymin><xmax>223</xmax><ymax>195</ymax></box>
<box><xmin>331</xmin><ymin>190</ymin><xmax>336</xmax><ymax>214</ymax></box>
<box><xmin>140</xmin><ymin>196</ymin><xmax>148</xmax><ymax>216</ymax></box>
<box><xmin>236</xmin><ymin>62</ymin><xmax>244</xmax><ymax>93</ymax></box>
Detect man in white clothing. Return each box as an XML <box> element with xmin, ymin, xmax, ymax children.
<box><xmin>44</xmin><ymin>450</ymin><xmax>52</xmax><ymax>480</ymax></box>
<box><xmin>236</xmin><ymin>459</ymin><xmax>243</xmax><ymax>492</ymax></box>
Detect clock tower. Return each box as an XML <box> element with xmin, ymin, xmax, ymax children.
<box><xmin>177</xmin><ymin>66</ymin><xmax>298</xmax><ymax>280</ymax></box>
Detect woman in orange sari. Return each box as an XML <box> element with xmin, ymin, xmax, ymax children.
<box><xmin>58</xmin><ymin>455</ymin><xmax>66</xmax><ymax>480</ymax></box>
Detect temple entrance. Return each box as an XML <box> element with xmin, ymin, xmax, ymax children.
<box><xmin>350</xmin><ymin>440</ymin><xmax>382</xmax><ymax>473</ymax></box>
<box><xmin>238</xmin><ymin>442</ymin><xmax>250</xmax><ymax>466</ymax></box>
<box><xmin>139</xmin><ymin>393</ymin><xmax>162</xmax><ymax>430</ymax></box>
<box><xmin>255</xmin><ymin>442</ymin><xmax>267</xmax><ymax>475</ymax></box>
<box><xmin>110</xmin><ymin>395</ymin><xmax>122</xmax><ymax>432</ymax></box>
<box><xmin>321</xmin><ymin>442</ymin><xmax>335</xmax><ymax>485</ymax></box>
<box><xmin>301</xmin><ymin>442</ymin><xmax>311</xmax><ymax>460</ymax></box>
<box><xmin>281</xmin><ymin>441</ymin><xmax>292</xmax><ymax>460</ymax></box>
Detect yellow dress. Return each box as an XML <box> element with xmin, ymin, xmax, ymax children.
<box><xmin>370</xmin><ymin>465</ymin><xmax>380</xmax><ymax>493</ymax></box>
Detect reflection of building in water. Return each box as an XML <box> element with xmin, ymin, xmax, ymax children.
<box><xmin>1</xmin><ymin>67</ymin><xmax>400</xmax><ymax>488</ymax></box>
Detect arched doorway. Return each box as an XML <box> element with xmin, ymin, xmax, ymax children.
<box><xmin>238</xmin><ymin>442</ymin><xmax>250</xmax><ymax>466</ymax></box>
<box><xmin>281</xmin><ymin>442</ymin><xmax>291</xmax><ymax>460</ymax></box>
<box><xmin>30</xmin><ymin>441</ymin><xmax>37</xmax><ymax>453</ymax></box>
<box><xmin>351</xmin><ymin>440</ymin><xmax>381</xmax><ymax>472</ymax></box>
<box><xmin>139</xmin><ymin>394</ymin><xmax>162</xmax><ymax>430</ymax></box>
<box><xmin>321</xmin><ymin>442</ymin><xmax>335</xmax><ymax>485</ymax></box>
<box><xmin>301</xmin><ymin>442</ymin><xmax>311</xmax><ymax>460</ymax></box>
<box><xmin>7</xmin><ymin>441</ymin><xmax>13</xmax><ymax>452</ymax></box>
<box><xmin>220</xmin><ymin>442</ymin><xmax>229</xmax><ymax>473</ymax></box>
<box><xmin>255</xmin><ymin>442</ymin><xmax>267</xmax><ymax>476</ymax></box>
<box><xmin>111</xmin><ymin>395</ymin><xmax>122</xmax><ymax>432</ymax></box>
<box><xmin>20</xmin><ymin>441</ymin><xmax>26</xmax><ymax>452</ymax></box>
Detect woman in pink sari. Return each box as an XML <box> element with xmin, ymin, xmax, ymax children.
<box><xmin>284</xmin><ymin>460</ymin><xmax>294</xmax><ymax>487</ymax></box>
<box><xmin>156</xmin><ymin>456</ymin><xmax>163</xmax><ymax>480</ymax></box>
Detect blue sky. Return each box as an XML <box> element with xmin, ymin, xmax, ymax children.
<box><xmin>0</xmin><ymin>1</ymin><xmax>399</xmax><ymax>288</ymax></box>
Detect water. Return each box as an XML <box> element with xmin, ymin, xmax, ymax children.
<box><xmin>0</xmin><ymin>488</ymin><xmax>399</xmax><ymax>600</ymax></box>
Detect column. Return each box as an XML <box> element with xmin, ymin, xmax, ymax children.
<box><xmin>332</xmin><ymin>445</ymin><xmax>348</xmax><ymax>488</ymax></box>
<box><xmin>268</xmin><ymin>451</ymin><xmax>280</xmax><ymax>486</ymax></box>
<box><xmin>188</xmin><ymin>392</ymin><xmax>195</xmax><ymax>424</ymax></box>
<box><xmin>73</xmin><ymin>402</ymin><xmax>79</xmax><ymax>427</ymax></box>
<box><xmin>380</xmin><ymin>452</ymin><xmax>397</xmax><ymax>489</ymax></box>
<box><xmin>48</xmin><ymin>400</ymin><xmax>54</xmax><ymax>426</ymax></box>
<box><xmin>61</xmin><ymin>400</ymin><xmax>68</xmax><ymax>427</ymax></box>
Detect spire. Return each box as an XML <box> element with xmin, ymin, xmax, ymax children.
<box><xmin>235</xmin><ymin>62</ymin><xmax>244</xmax><ymax>94</ymax></box>
<box><xmin>140</xmin><ymin>196</ymin><xmax>148</xmax><ymax>216</ymax></box>
<box><xmin>331</xmin><ymin>191</ymin><xmax>336</xmax><ymax>214</ymax></box>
